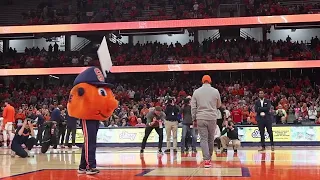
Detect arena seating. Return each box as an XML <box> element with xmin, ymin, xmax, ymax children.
<box><xmin>1</xmin><ymin>71</ymin><xmax>320</xmax><ymax>128</ymax></box>
<box><xmin>0</xmin><ymin>0</ymin><xmax>319</xmax><ymax>25</ymax></box>
<box><xmin>1</xmin><ymin>37</ymin><xmax>319</xmax><ymax>68</ymax></box>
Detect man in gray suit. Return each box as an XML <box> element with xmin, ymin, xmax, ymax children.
<box><xmin>191</xmin><ymin>75</ymin><xmax>221</xmax><ymax>168</ymax></box>
<box><xmin>255</xmin><ymin>90</ymin><xmax>274</xmax><ymax>152</ymax></box>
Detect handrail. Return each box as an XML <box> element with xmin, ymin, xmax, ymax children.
<box><xmin>72</xmin><ymin>39</ymin><xmax>91</xmax><ymax>51</ymax></box>
<box><xmin>240</xmin><ymin>29</ymin><xmax>255</xmax><ymax>39</ymax></box>
<box><xmin>109</xmin><ymin>33</ymin><xmax>124</xmax><ymax>45</ymax></box>
<box><xmin>211</xmin><ymin>31</ymin><xmax>220</xmax><ymax>40</ymax></box>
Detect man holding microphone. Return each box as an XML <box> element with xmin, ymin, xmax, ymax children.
<box><xmin>191</xmin><ymin>75</ymin><xmax>221</xmax><ymax>168</ymax></box>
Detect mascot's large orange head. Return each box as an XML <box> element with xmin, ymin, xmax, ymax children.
<box><xmin>67</xmin><ymin>67</ymin><xmax>118</xmax><ymax>121</ymax></box>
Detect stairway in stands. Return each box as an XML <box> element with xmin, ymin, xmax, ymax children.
<box><xmin>0</xmin><ymin>0</ymin><xmax>42</xmax><ymax>25</ymax></box>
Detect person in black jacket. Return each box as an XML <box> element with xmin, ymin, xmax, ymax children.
<box><xmin>64</xmin><ymin>110</ymin><xmax>79</xmax><ymax>148</ymax></box>
<box><xmin>180</xmin><ymin>98</ymin><xmax>197</xmax><ymax>153</ymax></box>
<box><xmin>255</xmin><ymin>90</ymin><xmax>274</xmax><ymax>151</ymax></box>
<box><xmin>51</xmin><ymin>105</ymin><xmax>66</xmax><ymax>148</ymax></box>
<box><xmin>35</xmin><ymin>110</ymin><xmax>45</xmax><ymax>146</ymax></box>
<box><xmin>164</xmin><ymin>99</ymin><xmax>180</xmax><ymax>153</ymax></box>
<box><xmin>220</xmin><ymin>121</ymin><xmax>241</xmax><ymax>153</ymax></box>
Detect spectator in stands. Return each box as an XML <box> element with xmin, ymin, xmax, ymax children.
<box><xmin>121</xmin><ymin>118</ymin><xmax>131</xmax><ymax>127</ymax></box>
<box><xmin>308</xmin><ymin>105</ymin><xmax>317</xmax><ymax>122</ymax></box>
<box><xmin>108</xmin><ymin>120</ymin><xmax>118</xmax><ymax>127</ymax></box>
<box><xmin>275</xmin><ymin>105</ymin><xmax>287</xmax><ymax>124</ymax></box>
<box><xmin>231</xmin><ymin>105</ymin><xmax>242</xmax><ymax>124</ymax></box>
<box><xmin>128</xmin><ymin>111</ymin><xmax>138</xmax><ymax>126</ymax></box>
<box><xmin>135</xmin><ymin>118</ymin><xmax>146</xmax><ymax>127</ymax></box>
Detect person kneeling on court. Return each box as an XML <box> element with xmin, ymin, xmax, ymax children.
<box><xmin>220</xmin><ymin>121</ymin><xmax>241</xmax><ymax>154</ymax></box>
<box><xmin>11</xmin><ymin>119</ymin><xmax>36</xmax><ymax>158</ymax></box>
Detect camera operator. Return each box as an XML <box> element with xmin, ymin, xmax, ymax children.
<box><xmin>11</xmin><ymin>119</ymin><xmax>36</xmax><ymax>158</ymax></box>
<box><xmin>220</xmin><ymin>121</ymin><xmax>241</xmax><ymax>154</ymax></box>
<box><xmin>140</xmin><ymin>106</ymin><xmax>165</xmax><ymax>154</ymax></box>
<box><xmin>164</xmin><ymin>99</ymin><xmax>180</xmax><ymax>153</ymax></box>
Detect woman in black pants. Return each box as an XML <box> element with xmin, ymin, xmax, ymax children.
<box><xmin>11</xmin><ymin>119</ymin><xmax>36</xmax><ymax>158</ymax></box>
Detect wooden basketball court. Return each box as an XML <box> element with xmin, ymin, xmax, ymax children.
<box><xmin>0</xmin><ymin>147</ymin><xmax>319</xmax><ymax>180</ymax></box>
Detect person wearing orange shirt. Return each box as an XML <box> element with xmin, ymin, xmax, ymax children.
<box><xmin>242</xmin><ymin>106</ymin><xmax>250</xmax><ymax>124</ymax></box>
<box><xmin>2</xmin><ymin>100</ymin><xmax>16</xmax><ymax>148</ymax></box>
<box><xmin>15</xmin><ymin>108</ymin><xmax>26</xmax><ymax>126</ymax></box>
<box><xmin>249</xmin><ymin>109</ymin><xmax>257</xmax><ymax>125</ymax></box>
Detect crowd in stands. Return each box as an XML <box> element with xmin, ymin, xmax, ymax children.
<box><xmin>1</xmin><ymin>73</ymin><xmax>320</xmax><ymax>129</ymax></box>
<box><xmin>22</xmin><ymin>0</ymin><xmax>74</xmax><ymax>25</ymax></box>
<box><xmin>244</xmin><ymin>0</ymin><xmax>320</xmax><ymax>16</ymax></box>
<box><xmin>0</xmin><ymin>0</ymin><xmax>306</xmax><ymax>26</ymax></box>
<box><xmin>15</xmin><ymin>0</ymin><xmax>320</xmax><ymax>25</ymax></box>
<box><xmin>75</xmin><ymin>0</ymin><xmax>320</xmax><ymax>23</ymax></box>
<box><xmin>1</xmin><ymin>36</ymin><xmax>319</xmax><ymax>68</ymax></box>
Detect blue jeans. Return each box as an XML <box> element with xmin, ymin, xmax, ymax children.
<box><xmin>181</xmin><ymin>124</ymin><xmax>197</xmax><ymax>151</ymax></box>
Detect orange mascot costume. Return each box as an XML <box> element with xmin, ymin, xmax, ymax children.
<box><xmin>67</xmin><ymin>67</ymin><xmax>118</xmax><ymax>175</ymax></box>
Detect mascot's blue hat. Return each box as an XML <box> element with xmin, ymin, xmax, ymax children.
<box><xmin>73</xmin><ymin>67</ymin><xmax>113</xmax><ymax>88</ymax></box>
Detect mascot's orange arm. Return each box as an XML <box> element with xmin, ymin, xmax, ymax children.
<box><xmin>67</xmin><ymin>83</ymin><xmax>118</xmax><ymax>121</ymax></box>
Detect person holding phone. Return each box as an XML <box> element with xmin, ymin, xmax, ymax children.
<box><xmin>220</xmin><ymin>121</ymin><xmax>241</xmax><ymax>153</ymax></box>
<box><xmin>11</xmin><ymin>119</ymin><xmax>36</xmax><ymax>158</ymax></box>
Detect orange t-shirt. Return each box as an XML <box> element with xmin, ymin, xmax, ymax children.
<box><xmin>3</xmin><ymin>105</ymin><xmax>15</xmax><ymax>127</ymax></box>
<box><xmin>249</xmin><ymin>112</ymin><xmax>257</xmax><ymax>125</ymax></box>
<box><xmin>242</xmin><ymin>110</ymin><xmax>250</xmax><ymax>120</ymax></box>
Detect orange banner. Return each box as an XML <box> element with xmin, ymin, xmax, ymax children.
<box><xmin>0</xmin><ymin>60</ymin><xmax>319</xmax><ymax>76</ymax></box>
<box><xmin>0</xmin><ymin>14</ymin><xmax>319</xmax><ymax>34</ymax></box>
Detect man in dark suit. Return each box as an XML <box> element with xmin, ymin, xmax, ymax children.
<box><xmin>255</xmin><ymin>90</ymin><xmax>274</xmax><ymax>151</ymax></box>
